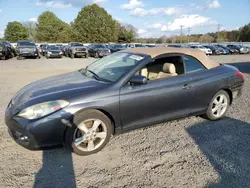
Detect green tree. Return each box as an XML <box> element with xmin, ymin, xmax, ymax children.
<box><xmin>199</xmin><ymin>34</ymin><xmax>214</xmax><ymax>43</ymax></box>
<box><xmin>72</xmin><ymin>4</ymin><xmax>118</xmax><ymax>43</ymax></box>
<box><xmin>238</xmin><ymin>24</ymin><xmax>250</xmax><ymax>42</ymax></box>
<box><xmin>36</xmin><ymin>11</ymin><xmax>70</xmax><ymax>42</ymax></box>
<box><xmin>4</xmin><ymin>21</ymin><xmax>28</xmax><ymax>42</ymax></box>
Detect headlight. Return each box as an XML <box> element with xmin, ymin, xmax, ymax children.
<box><xmin>18</xmin><ymin>100</ymin><xmax>69</xmax><ymax>120</ymax></box>
<box><xmin>48</xmin><ymin>51</ymin><xmax>52</xmax><ymax>54</ymax></box>
<box><xmin>34</xmin><ymin>49</ymin><xmax>37</xmax><ymax>52</ymax></box>
<box><xmin>59</xmin><ymin>52</ymin><xmax>63</xmax><ymax>55</ymax></box>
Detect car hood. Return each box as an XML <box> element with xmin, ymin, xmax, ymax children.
<box><xmin>11</xmin><ymin>71</ymin><xmax>108</xmax><ymax>110</ymax></box>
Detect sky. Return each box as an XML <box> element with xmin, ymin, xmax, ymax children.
<box><xmin>0</xmin><ymin>0</ymin><xmax>249</xmax><ymax>38</ymax></box>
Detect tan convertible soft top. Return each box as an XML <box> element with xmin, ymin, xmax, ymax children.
<box><xmin>123</xmin><ymin>47</ymin><xmax>219</xmax><ymax>69</ymax></box>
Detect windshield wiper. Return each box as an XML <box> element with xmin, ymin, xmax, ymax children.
<box><xmin>87</xmin><ymin>70</ymin><xmax>100</xmax><ymax>80</ymax></box>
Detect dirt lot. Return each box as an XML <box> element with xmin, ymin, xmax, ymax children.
<box><xmin>0</xmin><ymin>55</ymin><xmax>250</xmax><ymax>188</ymax></box>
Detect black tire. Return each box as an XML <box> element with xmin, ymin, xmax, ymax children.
<box><xmin>204</xmin><ymin>90</ymin><xmax>230</xmax><ymax>120</ymax></box>
<box><xmin>17</xmin><ymin>56</ymin><xmax>25</xmax><ymax>60</ymax></box>
<box><xmin>36</xmin><ymin>56</ymin><xmax>41</xmax><ymax>59</ymax></box>
<box><xmin>65</xmin><ymin>109</ymin><xmax>112</xmax><ymax>156</ymax></box>
<box><xmin>70</xmin><ymin>53</ymin><xmax>74</xmax><ymax>59</ymax></box>
<box><xmin>85</xmin><ymin>53</ymin><xmax>89</xmax><ymax>58</ymax></box>
<box><xmin>0</xmin><ymin>56</ymin><xmax>6</xmax><ymax>60</ymax></box>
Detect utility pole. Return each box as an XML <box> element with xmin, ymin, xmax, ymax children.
<box><xmin>217</xmin><ymin>24</ymin><xmax>222</xmax><ymax>43</ymax></box>
<box><xmin>187</xmin><ymin>27</ymin><xmax>191</xmax><ymax>43</ymax></box>
<box><xmin>180</xmin><ymin>25</ymin><xmax>184</xmax><ymax>44</ymax></box>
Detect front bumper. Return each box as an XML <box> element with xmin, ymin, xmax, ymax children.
<box><xmin>98</xmin><ymin>51</ymin><xmax>110</xmax><ymax>57</ymax></box>
<box><xmin>18</xmin><ymin>52</ymin><xmax>39</xmax><ymax>57</ymax></box>
<box><xmin>75</xmin><ymin>52</ymin><xmax>87</xmax><ymax>57</ymax></box>
<box><xmin>5</xmin><ymin>106</ymin><xmax>72</xmax><ymax>150</ymax></box>
<box><xmin>47</xmin><ymin>53</ymin><xmax>62</xmax><ymax>58</ymax></box>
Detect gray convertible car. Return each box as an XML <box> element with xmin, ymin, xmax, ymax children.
<box><xmin>5</xmin><ymin>47</ymin><xmax>244</xmax><ymax>155</ymax></box>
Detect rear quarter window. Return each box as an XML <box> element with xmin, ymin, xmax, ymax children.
<box><xmin>183</xmin><ymin>55</ymin><xmax>206</xmax><ymax>73</ymax></box>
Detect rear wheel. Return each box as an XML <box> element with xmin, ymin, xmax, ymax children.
<box><xmin>204</xmin><ymin>90</ymin><xmax>230</xmax><ymax>120</ymax></box>
<box><xmin>65</xmin><ymin>110</ymin><xmax>112</xmax><ymax>156</ymax></box>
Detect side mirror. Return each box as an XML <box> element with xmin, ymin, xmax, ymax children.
<box><xmin>129</xmin><ymin>75</ymin><xmax>147</xmax><ymax>85</ymax></box>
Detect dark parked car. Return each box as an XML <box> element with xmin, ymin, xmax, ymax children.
<box><xmin>16</xmin><ymin>41</ymin><xmax>40</xmax><ymax>59</ymax></box>
<box><xmin>109</xmin><ymin>44</ymin><xmax>126</xmax><ymax>53</ymax></box>
<box><xmin>227</xmin><ymin>44</ymin><xmax>248</xmax><ymax>54</ymax></box>
<box><xmin>0</xmin><ymin>42</ymin><xmax>15</xmax><ymax>60</ymax></box>
<box><xmin>66</xmin><ymin>42</ymin><xmax>88</xmax><ymax>58</ymax></box>
<box><xmin>45</xmin><ymin>45</ymin><xmax>63</xmax><ymax>59</ymax></box>
<box><xmin>203</xmin><ymin>45</ymin><xmax>221</xmax><ymax>55</ymax></box>
<box><xmin>5</xmin><ymin>48</ymin><xmax>244</xmax><ymax>156</ymax></box>
<box><xmin>215</xmin><ymin>45</ymin><xmax>238</xmax><ymax>54</ymax></box>
<box><xmin>88</xmin><ymin>44</ymin><xmax>111</xmax><ymax>58</ymax></box>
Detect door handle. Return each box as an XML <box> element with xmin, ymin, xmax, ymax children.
<box><xmin>182</xmin><ymin>84</ymin><xmax>192</xmax><ymax>89</ymax></box>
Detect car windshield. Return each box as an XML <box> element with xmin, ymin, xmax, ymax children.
<box><xmin>94</xmin><ymin>44</ymin><xmax>106</xmax><ymax>48</ymax></box>
<box><xmin>80</xmin><ymin>52</ymin><xmax>146</xmax><ymax>83</ymax></box>
<box><xmin>18</xmin><ymin>41</ymin><xmax>35</xmax><ymax>46</ymax></box>
<box><xmin>71</xmin><ymin>43</ymin><xmax>83</xmax><ymax>47</ymax></box>
<box><xmin>48</xmin><ymin>46</ymin><xmax>60</xmax><ymax>50</ymax></box>
<box><xmin>135</xmin><ymin>44</ymin><xmax>143</xmax><ymax>47</ymax></box>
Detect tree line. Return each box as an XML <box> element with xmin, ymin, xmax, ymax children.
<box><xmin>2</xmin><ymin>3</ymin><xmax>250</xmax><ymax>43</ymax></box>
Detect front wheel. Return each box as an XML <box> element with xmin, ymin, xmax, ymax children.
<box><xmin>204</xmin><ymin>90</ymin><xmax>230</xmax><ymax>120</ymax></box>
<box><xmin>65</xmin><ymin>110</ymin><xmax>112</xmax><ymax>156</ymax></box>
<box><xmin>70</xmin><ymin>53</ymin><xmax>74</xmax><ymax>59</ymax></box>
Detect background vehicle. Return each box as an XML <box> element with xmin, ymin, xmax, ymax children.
<box><xmin>203</xmin><ymin>45</ymin><xmax>220</xmax><ymax>55</ymax></box>
<box><xmin>5</xmin><ymin>48</ymin><xmax>244</xmax><ymax>156</ymax></box>
<box><xmin>45</xmin><ymin>45</ymin><xmax>63</xmax><ymax>59</ymax></box>
<box><xmin>0</xmin><ymin>42</ymin><xmax>15</xmax><ymax>60</ymax></box>
<box><xmin>66</xmin><ymin>42</ymin><xmax>88</xmax><ymax>58</ymax></box>
<box><xmin>109</xmin><ymin>44</ymin><xmax>126</xmax><ymax>53</ymax></box>
<box><xmin>16</xmin><ymin>40</ymin><xmax>40</xmax><ymax>59</ymax></box>
<box><xmin>215</xmin><ymin>45</ymin><xmax>238</xmax><ymax>54</ymax></box>
<box><xmin>126</xmin><ymin>43</ymin><xmax>144</xmax><ymax>48</ymax></box>
<box><xmin>227</xmin><ymin>44</ymin><xmax>248</xmax><ymax>54</ymax></box>
<box><xmin>88</xmin><ymin>44</ymin><xmax>111</xmax><ymax>58</ymax></box>
<box><xmin>188</xmin><ymin>45</ymin><xmax>213</xmax><ymax>55</ymax></box>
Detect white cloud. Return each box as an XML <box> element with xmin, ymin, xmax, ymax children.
<box><xmin>208</xmin><ymin>0</ymin><xmax>220</xmax><ymax>8</ymax></box>
<box><xmin>137</xmin><ymin>29</ymin><xmax>147</xmax><ymax>34</ymax></box>
<box><xmin>28</xmin><ymin>18</ymin><xmax>38</xmax><ymax>22</ymax></box>
<box><xmin>121</xmin><ymin>0</ymin><xmax>143</xmax><ymax>10</ymax></box>
<box><xmin>0</xmin><ymin>31</ymin><xmax>4</xmax><ymax>38</ymax></box>
<box><xmin>131</xmin><ymin>7</ymin><xmax>184</xmax><ymax>17</ymax></box>
<box><xmin>148</xmin><ymin>23</ymin><xmax>163</xmax><ymax>29</ymax></box>
<box><xmin>159</xmin><ymin>14</ymin><xmax>211</xmax><ymax>31</ymax></box>
<box><xmin>36</xmin><ymin>1</ymin><xmax>72</xmax><ymax>8</ymax></box>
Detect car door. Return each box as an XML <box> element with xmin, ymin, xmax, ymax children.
<box><xmin>182</xmin><ymin>55</ymin><xmax>219</xmax><ymax>114</ymax></box>
<box><xmin>119</xmin><ymin>73</ymin><xmax>194</xmax><ymax>130</ymax></box>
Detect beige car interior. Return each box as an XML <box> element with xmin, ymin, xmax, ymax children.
<box><xmin>140</xmin><ymin>56</ymin><xmax>184</xmax><ymax>80</ymax></box>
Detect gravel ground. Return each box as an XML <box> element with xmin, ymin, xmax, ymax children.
<box><xmin>0</xmin><ymin>55</ymin><xmax>250</xmax><ymax>188</ymax></box>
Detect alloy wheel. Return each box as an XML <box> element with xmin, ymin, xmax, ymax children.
<box><xmin>73</xmin><ymin>119</ymin><xmax>107</xmax><ymax>152</ymax></box>
<box><xmin>212</xmin><ymin>94</ymin><xmax>228</xmax><ymax>118</ymax></box>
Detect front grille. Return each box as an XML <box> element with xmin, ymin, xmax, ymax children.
<box><xmin>76</xmin><ymin>48</ymin><xmax>86</xmax><ymax>51</ymax></box>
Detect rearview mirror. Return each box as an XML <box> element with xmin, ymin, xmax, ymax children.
<box><xmin>129</xmin><ymin>75</ymin><xmax>147</xmax><ymax>85</ymax></box>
